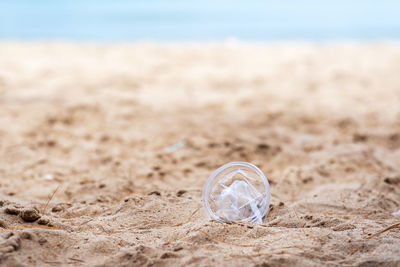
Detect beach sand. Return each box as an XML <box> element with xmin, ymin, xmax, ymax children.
<box><xmin>0</xmin><ymin>43</ymin><xmax>399</xmax><ymax>266</ymax></box>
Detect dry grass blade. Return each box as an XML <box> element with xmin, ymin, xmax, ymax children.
<box><xmin>292</xmin><ymin>207</ymin><xmax>306</xmax><ymax>228</ymax></box>
<box><xmin>42</xmin><ymin>185</ymin><xmax>60</xmax><ymax>214</ymax></box>
<box><xmin>366</xmin><ymin>222</ymin><xmax>400</xmax><ymax>240</ymax></box>
<box><xmin>68</xmin><ymin>257</ymin><xmax>85</xmax><ymax>263</ymax></box>
<box><xmin>292</xmin><ymin>207</ymin><xmax>316</xmax><ymax>240</ymax></box>
<box><xmin>174</xmin><ymin>205</ymin><xmax>202</xmax><ymax>226</ymax></box>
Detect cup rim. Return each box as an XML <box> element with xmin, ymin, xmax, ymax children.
<box><xmin>202</xmin><ymin>161</ymin><xmax>271</xmax><ymax>224</ymax></box>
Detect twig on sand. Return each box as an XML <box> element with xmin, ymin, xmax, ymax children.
<box><xmin>79</xmin><ymin>218</ymin><xmax>95</xmax><ymax>226</ymax></box>
<box><xmin>366</xmin><ymin>222</ymin><xmax>400</xmax><ymax>240</ymax></box>
<box><xmin>68</xmin><ymin>257</ymin><xmax>85</xmax><ymax>263</ymax></box>
<box><xmin>42</xmin><ymin>185</ymin><xmax>60</xmax><ymax>214</ymax></box>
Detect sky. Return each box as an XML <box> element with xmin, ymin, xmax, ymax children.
<box><xmin>0</xmin><ymin>0</ymin><xmax>399</xmax><ymax>41</ymax></box>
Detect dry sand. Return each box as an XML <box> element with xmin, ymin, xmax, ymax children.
<box><xmin>0</xmin><ymin>43</ymin><xmax>399</xmax><ymax>266</ymax></box>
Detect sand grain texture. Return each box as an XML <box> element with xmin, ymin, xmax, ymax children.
<box><xmin>0</xmin><ymin>43</ymin><xmax>399</xmax><ymax>266</ymax></box>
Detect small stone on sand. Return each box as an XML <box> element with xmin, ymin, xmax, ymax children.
<box><xmin>20</xmin><ymin>208</ymin><xmax>41</xmax><ymax>222</ymax></box>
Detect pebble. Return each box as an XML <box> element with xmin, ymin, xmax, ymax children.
<box><xmin>0</xmin><ymin>219</ymin><xmax>7</xmax><ymax>228</ymax></box>
<box><xmin>20</xmin><ymin>208</ymin><xmax>41</xmax><ymax>222</ymax></box>
<box><xmin>4</xmin><ymin>206</ymin><xmax>20</xmax><ymax>215</ymax></box>
<box><xmin>52</xmin><ymin>205</ymin><xmax>63</xmax><ymax>212</ymax></box>
<box><xmin>176</xmin><ymin>190</ymin><xmax>187</xmax><ymax>197</ymax></box>
<box><xmin>20</xmin><ymin>232</ymin><xmax>32</xmax><ymax>240</ymax></box>
<box><xmin>37</xmin><ymin>216</ymin><xmax>50</xmax><ymax>225</ymax></box>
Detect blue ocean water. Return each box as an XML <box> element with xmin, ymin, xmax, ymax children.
<box><xmin>0</xmin><ymin>0</ymin><xmax>399</xmax><ymax>41</ymax></box>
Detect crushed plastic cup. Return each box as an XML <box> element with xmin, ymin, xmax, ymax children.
<box><xmin>202</xmin><ymin>162</ymin><xmax>271</xmax><ymax>224</ymax></box>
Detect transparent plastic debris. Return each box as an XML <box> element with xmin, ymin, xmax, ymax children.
<box><xmin>202</xmin><ymin>162</ymin><xmax>271</xmax><ymax>224</ymax></box>
<box><xmin>165</xmin><ymin>141</ymin><xmax>185</xmax><ymax>153</ymax></box>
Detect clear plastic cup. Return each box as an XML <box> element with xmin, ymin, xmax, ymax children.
<box><xmin>202</xmin><ymin>162</ymin><xmax>271</xmax><ymax>224</ymax></box>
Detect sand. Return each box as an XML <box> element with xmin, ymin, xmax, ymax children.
<box><xmin>0</xmin><ymin>42</ymin><xmax>399</xmax><ymax>266</ymax></box>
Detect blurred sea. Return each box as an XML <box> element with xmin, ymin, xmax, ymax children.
<box><xmin>0</xmin><ymin>0</ymin><xmax>399</xmax><ymax>42</ymax></box>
